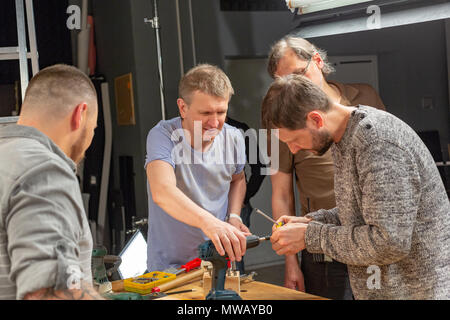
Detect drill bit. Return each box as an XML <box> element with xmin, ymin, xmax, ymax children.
<box><xmin>254</xmin><ymin>208</ymin><xmax>284</xmax><ymax>228</ymax></box>
<box><xmin>254</xmin><ymin>208</ymin><xmax>276</xmax><ymax>223</ymax></box>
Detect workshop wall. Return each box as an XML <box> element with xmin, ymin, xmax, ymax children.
<box><xmin>191</xmin><ymin>1</ymin><xmax>449</xmax><ymax>161</ymax></box>
<box><xmin>91</xmin><ymin>0</ymin><xmax>177</xmax><ymax>224</ymax></box>
<box><xmin>312</xmin><ymin>20</ymin><xmax>450</xmax><ymax>162</ymax></box>
<box><xmin>90</xmin><ymin>0</ymin><xmax>146</xmax><ymax>230</ymax></box>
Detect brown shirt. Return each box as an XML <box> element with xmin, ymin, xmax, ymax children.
<box><xmin>277</xmin><ymin>81</ymin><xmax>386</xmax><ymax>215</ymax></box>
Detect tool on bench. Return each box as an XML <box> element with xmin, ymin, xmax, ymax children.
<box><xmin>148</xmin><ymin>257</ymin><xmax>202</xmax><ymax>293</ymax></box>
<box><xmin>240</xmin><ymin>271</ymin><xmax>258</xmax><ymax>283</ymax></box>
<box><xmin>120</xmin><ymin>257</ymin><xmax>201</xmax><ymax>295</ymax></box>
<box><xmin>151</xmin><ymin>267</ymin><xmax>204</xmax><ymax>293</ymax></box>
<box><xmin>163</xmin><ymin>257</ymin><xmax>202</xmax><ymax>275</ymax></box>
<box><xmin>123</xmin><ymin>271</ymin><xmax>176</xmax><ymax>294</ymax></box>
<box><xmin>198</xmin><ymin>234</ymin><xmax>270</xmax><ymax>300</ymax></box>
<box><xmin>254</xmin><ymin>208</ymin><xmax>284</xmax><ymax>228</ymax></box>
<box><xmin>107</xmin><ymin>288</ymin><xmax>196</xmax><ymax>300</ymax></box>
<box><xmin>92</xmin><ymin>245</ymin><xmax>122</xmax><ymax>294</ymax></box>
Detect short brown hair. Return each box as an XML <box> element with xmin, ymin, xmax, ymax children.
<box><xmin>261</xmin><ymin>74</ymin><xmax>331</xmax><ymax>130</ymax></box>
<box><xmin>267</xmin><ymin>36</ymin><xmax>335</xmax><ymax>79</ymax></box>
<box><xmin>179</xmin><ymin>64</ymin><xmax>234</xmax><ymax>103</ymax></box>
<box><xmin>22</xmin><ymin>64</ymin><xmax>97</xmax><ymax>118</ymax></box>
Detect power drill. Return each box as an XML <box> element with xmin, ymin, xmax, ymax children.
<box><xmin>197</xmin><ymin>234</ymin><xmax>270</xmax><ymax>300</ymax></box>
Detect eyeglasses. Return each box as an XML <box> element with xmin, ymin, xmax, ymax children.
<box><xmin>297</xmin><ymin>57</ymin><xmax>312</xmax><ymax>76</ymax></box>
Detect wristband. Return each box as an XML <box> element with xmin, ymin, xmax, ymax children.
<box><xmin>228</xmin><ymin>213</ymin><xmax>242</xmax><ymax>223</ymax></box>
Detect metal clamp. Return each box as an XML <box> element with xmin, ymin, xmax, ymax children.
<box><xmin>144</xmin><ymin>16</ymin><xmax>159</xmax><ymax>29</ymax></box>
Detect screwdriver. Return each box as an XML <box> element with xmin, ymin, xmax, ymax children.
<box><xmin>254</xmin><ymin>208</ymin><xmax>284</xmax><ymax>228</ymax></box>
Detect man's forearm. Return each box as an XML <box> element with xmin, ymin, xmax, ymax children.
<box><xmin>270</xmin><ymin>172</ymin><xmax>300</xmax><ymax>266</ymax></box>
<box><xmin>148</xmin><ymin>161</ymin><xmax>217</xmax><ymax>228</ymax></box>
<box><xmin>24</xmin><ymin>282</ymin><xmax>104</xmax><ymax>300</ymax></box>
<box><xmin>228</xmin><ymin>172</ymin><xmax>246</xmax><ymax>216</ymax></box>
<box><xmin>305</xmin><ymin>207</ymin><xmax>341</xmax><ymax>225</ymax></box>
<box><xmin>271</xmin><ymin>172</ymin><xmax>295</xmax><ymax>220</ymax></box>
<box><xmin>272</xmin><ymin>196</ymin><xmax>295</xmax><ymax>220</ymax></box>
<box><xmin>272</xmin><ymin>192</ymin><xmax>295</xmax><ymax>220</ymax></box>
<box><xmin>152</xmin><ymin>183</ymin><xmax>215</xmax><ymax>228</ymax></box>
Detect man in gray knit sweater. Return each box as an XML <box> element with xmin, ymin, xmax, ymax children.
<box><xmin>262</xmin><ymin>74</ymin><xmax>450</xmax><ymax>299</ymax></box>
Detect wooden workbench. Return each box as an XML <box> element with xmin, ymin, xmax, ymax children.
<box><xmin>112</xmin><ymin>277</ymin><xmax>326</xmax><ymax>300</ymax></box>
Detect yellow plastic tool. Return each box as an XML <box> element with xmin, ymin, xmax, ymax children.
<box><xmin>123</xmin><ymin>271</ymin><xmax>176</xmax><ymax>295</ymax></box>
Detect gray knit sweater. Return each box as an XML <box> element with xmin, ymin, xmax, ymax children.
<box><xmin>305</xmin><ymin>105</ymin><xmax>450</xmax><ymax>300</ymax></box>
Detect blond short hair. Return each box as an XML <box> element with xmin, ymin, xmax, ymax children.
<box><xmin>179</xmin><ymin>64</ymin><xmax>234</xmax><ymax>103</ymax></box>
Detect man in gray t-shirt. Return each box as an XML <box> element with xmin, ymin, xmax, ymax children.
<box><xmin>145</xmin><ymin>64</ymin><xmax>250</xmax><ymax>271</ymax></box>
<box><xmin>262</xmin><ymin>74</ymin><xmax>450</xmax><ymax>299</ymax></box>
<box><xmin>0</xmin><ymin>64</ymin><xmax>101</xmax><ymax>300</ymax></box>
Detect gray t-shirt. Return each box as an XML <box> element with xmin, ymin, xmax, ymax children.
<box><xmin>305</xmin><ymin>105</ymin><xmax>450</xmax><ymax>299</ymax></box>
<box><xmin>0</xmin><ymin>124</ymin><xmax>93</xmax><ymax>300</ymax></box>
<box><xmin>145</xmin><ymin>117</ymin><xmax>246</xmax><ymax>272</ymax></box>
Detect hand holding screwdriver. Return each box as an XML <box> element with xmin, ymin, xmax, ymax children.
<box><xmin>271</xmin><ymin>215</ymin><xmax>312</xmax><ymax>233</ymax></box>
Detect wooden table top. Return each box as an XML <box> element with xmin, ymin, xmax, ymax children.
<box><xmin>162</xmin><ymin>280</ymin><xmax>326</xmax><ymax>300</ymax></box>
<box><xmin>112</xmin><ymin>277</ymin><xmax>326</xmax><ymax>300</ymax></box>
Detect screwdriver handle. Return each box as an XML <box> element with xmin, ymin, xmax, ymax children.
<box><xmin>181</xmin><ymin>257</ymin><xmax>202</xmax><ymax>272</ymax></box>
